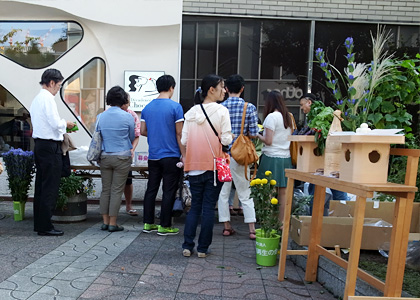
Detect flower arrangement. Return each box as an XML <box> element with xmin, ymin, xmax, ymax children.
<box><xmin>250</xmin><ymin>170</ymin><xmax>281</xmax><ymax>238</ymax></box>
<box><xmin>56</xmin><ymin>171</ymin><xmax>95</xmax><ymax>211</ymax></box>
<box><xmin>312</xmin><ymin>26</ymin><xmax>420</xmax><ymax>152</ymax></box>
<box><xmin>2</xmin><ymin>148</ymin><xmax>35</xmax><ymax>203</ymax></box>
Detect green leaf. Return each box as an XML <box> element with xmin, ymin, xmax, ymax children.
<box><xmin>368</xmin><ymin>113</ymin><xmax>383</xmax><ymax>125</ymax></box>
<box><xmin>384</xmin><ymin>114</ymin><xmax>396</xmax><ymax>122</ymax></box>
<box><xmin>380</xmin><ymin>101</ymin><xmax>395</xmax><ymax>113</ymax></box>
<box><xmin>369</xmin><ymin>96</ymin><xmax>382</xmax><ymax>111</ymax></box>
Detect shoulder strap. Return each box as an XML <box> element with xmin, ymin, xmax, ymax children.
<box><xmin>200</xmin><ymin>103</ymin><xmax>219</xmax><ymax>138</ymax></box>
<box><xmin>289</xmin><ymin>112</ymin><xmax>296</xmax><ymax>130</ymax></box>
<box><xmin>240</xmin><ymin>102</ymin><xmax>248</xmax><ymax>136</ymax></box>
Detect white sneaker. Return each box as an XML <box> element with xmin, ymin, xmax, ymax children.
<box><xmin>183</xmin><ymin>249</ymin><xmax>192</xmax><ymax>257</ymax></box>
<box><xmin>197</xmin><ymin>252</ymin><xmax>207</xmax><ymax>258</ymax></box>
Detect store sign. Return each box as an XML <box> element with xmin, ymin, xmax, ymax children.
<box><xmin>124</xmin><ymin>71</ymin><xmax>165</xmax><ymax>111</ymax></box>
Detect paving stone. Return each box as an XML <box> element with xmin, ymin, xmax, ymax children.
<box><xmin>137</xmin><ymin>274</ymin><xmax>181</xmax><ymax>291</ymax></box>
<box><xmin>78</xmin><ymin>283</ymin><xmax>132</xmax><ymax>299</ymax></box>
<box><xmin>127</xmin><ymin>286</ymin><xmax>176</xmax><ymax>300</ymax></box>
<box><xmin>0</xmin><ymin>288</ymin><xmax>32</xmax><ymax>300</ymax></box>
<box><xmin>265</xmin><ymin>286</ymin><xmax>312</xmax><ymax>299</ymax></box>
<box><xmin>222</xmin><ymin>280</ymin><xmax>266</xmax><ymax>299</ymax></box>
<box><xmin>35</xmin><ymin>278</ymin><xmax>91</xmax><ymax>297</ymax></box>
<box><xmin>0</xmin><ymin>274</ymin><xmax>49</xmax><ymax>292</ymax></box>
<box><xmin>93</xmin><ymin>271</ymin><xmax>140</xmax><ymax>287</ymax></box>
<box><xmin>178</xmin><ymin>278</ymin><xmax>222</xmax><ymax>297</ymax></box>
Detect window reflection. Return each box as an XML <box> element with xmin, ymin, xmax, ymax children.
<box><xmin>239</xmin><ymin>21</ymin><xmax>260</xmax><ymax>79</ymax></box>
<box><xmin>0</xmin><ymin>85</ymin><xmax>32</xmax><ymax>153</ymax></box>
<box><xmin>197</xmin><ymin>22</ymin><xmax>216</xmax><ymax>78</ymax></box>
<box><xmin>181</xmin><ymin>23</ymin><xmax>196</xmax><ymax>79</ymax></box>
<box><xmin>0</xmin><ymin>22</ymin><xmax>82</xmax><ymax>69</ymax></box>
<box><xmin>218</xmin><ymin>23</ymin><xmax>239</xmax><ymax>78</ymax></box>
<box><xmin>62</xmin><ymin>58</ymin><xmax>105</xmax><ymax>134</ymax></box>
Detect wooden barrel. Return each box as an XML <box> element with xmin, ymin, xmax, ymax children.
<box><xmin>52</xmin><ymin>193</ymin><xmax>87</xmax><ymax>222</ymax></box>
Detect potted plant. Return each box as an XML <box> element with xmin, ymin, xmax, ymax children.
<box><xmin>52</xmin><ymin>171</ymin><xmax>95</xmax><ymax>222</ymax></box>
<box><xmin>250</xmin><ymin>170</ymin><xmax>281</xmax><ymax>267</ymax></box>
<box><xmin>2</xmin><ymin>148</ymin><xmax>35</xmax><ymax>221</ymax></box>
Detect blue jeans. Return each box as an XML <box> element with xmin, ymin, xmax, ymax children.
<box><xmin>183</xmin><ymin>171</ymin><xmax>223</xmax><ymax>254</ymax></box>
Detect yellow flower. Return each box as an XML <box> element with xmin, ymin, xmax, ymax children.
<box><xmin>261</xmin><ymin>178</ymin><xmax>268</xmax><ymax>184</ymax></box>
<box><xmin>271</xmin><ymin>198</ymin><xmax>278</xmax><ymax>205</ymax></box>
<box><xmin>255</xmin><ymin>179</ymin><xmax>262</xmax><ymax>185</ymax></box>
<box><xmin>270</xmin><ymin>180</ymin><xmax>276</xmax><ymax>186</ymax></box>
<box><xmin>265</xmin><ymin>170</ymin><xmax>272</xmax><ymax>176</ymax></box>
<box><xmin>250</xmin><ymin>180</ymin><xmax>256</xmax><ymax>186</ymax></box>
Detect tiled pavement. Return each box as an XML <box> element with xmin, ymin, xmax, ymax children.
<box><xmin>0</xmin><ymin>202</ymin><xmax>337</xmax><ymax>299</ymax></box>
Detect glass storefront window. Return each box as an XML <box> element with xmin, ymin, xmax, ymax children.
<box><xmin>197</xmin><ymin>22</ymin><xmax>217</xmax><ymax>78</ymax></box>
<box><xmin>0</xmin><ymin>85</ymin><xmax>32</xmax><ymax>153</ymax></box>
<box><xmin>260</xmin><ymin>20</ymin><xmax>310</xmax><ymax>83</ymax></box>
<box><xmin>181</xmin><ymin>23</ymin><xmax>196</xmax><ymax>79</ymax></box>
<box><xmin>0</xmin><ymin>21</ymin><xmax>82</xmax><ymax>69</ymax></box>
<box><xmin>239</xmin><ymin>21</ymin><xmax>261</xmax><ymax>79</ymax></box>
<box><xmin>218</xmin><ymin>23</ymin><xmax>239</xmax><ymax>79</ymax></box>
<box><xmin>62</xmin><ymin>58</ymin><xmax>105</xmax><ymax>134</ymax></box>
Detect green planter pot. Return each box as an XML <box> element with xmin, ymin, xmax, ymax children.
<box><xmin>255</xmin><ymin>233</ymin><xmax>280</xmax><ymax>267</ymax></box>
<box><xmin>13</xmin><ymin>201</ymin><xmax>25</xmax><ymax>221</ymax></box>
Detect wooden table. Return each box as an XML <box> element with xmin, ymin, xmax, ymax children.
<box><xmin>70</xmin><ymin>165</ymin><xmax>149</xmax><ymax>179</ymax></box>
<box><xmin>278</xmin><ymin>149</ymin><xmax>419</xmax><ymax>300</ymax></box>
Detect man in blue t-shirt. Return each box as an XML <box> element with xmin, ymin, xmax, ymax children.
<box><xmin>140</xmin><ymin>75</ymin><xmax>185</xmax><ymax>236</ymax></box>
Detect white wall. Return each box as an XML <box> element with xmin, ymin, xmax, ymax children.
<box><xmin>0</xmin><ymin>0</ymin><xmax>182</xmax><ymax>198</ymax></box>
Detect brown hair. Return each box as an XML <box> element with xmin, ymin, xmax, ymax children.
<box><xmin>264</xmin><ymin>90</ymin><xmax>292</xmax><ymax>129</ymax></box>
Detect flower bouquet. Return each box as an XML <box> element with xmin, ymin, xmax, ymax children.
<box><xmin>250</xmin><ymin>170</ymin><xmax>281</xmax><ymax>238</ymax></box>
<box><xmin>313</xmin><ymin>26</ymin><xmax>417</xmax><ymax>151</ymax></box>
<box><xmin>2</xmin><ymin>148</ymin><xmax>35</xmax><ymax>220</ymax></box>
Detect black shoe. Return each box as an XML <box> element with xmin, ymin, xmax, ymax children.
<box><xmin>37</xmin><ymin>229</ymin><xmax>64</xmax><ymax>236</ymax></box>
<box><xmin>101</xmin><ymin>224</ymin><xmax>109</xmax><ymax>231</ymax></box>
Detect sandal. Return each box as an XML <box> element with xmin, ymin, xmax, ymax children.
<box><xmin>249</xmin><ymin>231</ymin><xmax>256</xmax><ymax>240</ymax></box>
<box><xmin>229</xmin><ymin>208</ymin><xmax>237</xmax><ymax>216</ymax></box>
<box><xmin>223</xmin><ymin>228</ymin><xmax>236</xmax><ymax>236</ymax></box>
<box><xmin>126</xmin><ymin>209</ymin><xmax>138</xmax><ymax>216</ymax></box>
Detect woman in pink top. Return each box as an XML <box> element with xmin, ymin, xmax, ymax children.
<box><xmin>122</xmin><ymin>97</ymin><xmax>140</xmax><ymax>216</ymax></box>
<box><xmin>181</xmin><ymin>74</ymin><xmax>233</xmax><ymax>258</ymax></box>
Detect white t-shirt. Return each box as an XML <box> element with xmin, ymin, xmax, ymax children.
<box><xmin>261</xmin><ymin>111</ymin><xmax>291</xmax><ymax>158</ymax></box>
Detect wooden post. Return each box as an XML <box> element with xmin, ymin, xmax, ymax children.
<box><xmin>278</xmin><ymin>177</ymin><xmax>295</xmax><ymax>281</ymax></box>
<box><xmin>343</xmin><ymin>196</ymin><xmax>367</xmax><ymax>300</ymax></box>
<box><xmin>304</xmin><ymin>184</ymin><xmax>326</xmax><ymax>282</ymax></box>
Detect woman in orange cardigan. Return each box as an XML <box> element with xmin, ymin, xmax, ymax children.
<box><xmin>181</xmin><ymin>74</ymin><xmax>233</xmax><ymax>258</ymax></box>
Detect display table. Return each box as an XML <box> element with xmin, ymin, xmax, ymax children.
<box><xmin>278</xmin><ymin>148</ymin><xmax>419</xmax><ymax>300</ymax></box>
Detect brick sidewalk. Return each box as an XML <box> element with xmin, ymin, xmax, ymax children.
<box><xmin>0</xmin><ymin>202</ymin><xmax>337</xmax><ymax>299</ymax></box>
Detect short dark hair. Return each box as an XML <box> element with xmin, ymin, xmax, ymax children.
<box><xmin>156</xmin><ymin>75</ymin><xmax>176</xmax><ymax>93</ymax></box>
<box><xmin>106</xmin><ymin>86</ymin><xmax>129</xmax><ymax>107</ymax></box>
<box><xmin>300</xmin><ymin>93</ymin><xmax>316</xmax><ymax>102</ymax></box>
<box><xmin>225</xmin><ymin>74</ymin><xmax>245</xmax><ymax>94</ymax></box>
<box><xmin>39</xmin><ymin>69</ymin><xmax>64</xmax><ymax>86</ymax></box>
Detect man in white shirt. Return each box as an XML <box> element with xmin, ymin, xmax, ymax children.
<box><xmin>30</xmin><ymin>69</ymin><xmax>75</xmax><ymax>236</ymax></box>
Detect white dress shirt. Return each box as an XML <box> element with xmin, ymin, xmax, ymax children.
<box><xmin>30</xmin><ymin>89</ymin><xmax>67</xmax><ymax>141</ymax></box>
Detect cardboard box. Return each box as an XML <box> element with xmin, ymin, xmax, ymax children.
<box><xmin>290</xmin><ymin>216</ymin><xmax>393</xmax><ymax>250</ymax></box>
<box><xmin>329</xmin><ymin>200</ymin><xmax>420</xmax><ymax>234</ymax></box>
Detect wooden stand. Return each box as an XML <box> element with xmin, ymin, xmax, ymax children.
<box><xmin>278</xmin><ymin>148</ymin><xmax>419</xmax><ymax>300</ymax></box>
<box><xmin>288</xmin><ymin>136</ymin><xmax>324</xmax><ymax>172</ymax></box>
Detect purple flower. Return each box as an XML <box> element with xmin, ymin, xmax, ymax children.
<box><xmin>368</xmin><ymin>67</ymin><xmax>372</xmax><ymax>72</ymax></box>
<box><xmin>347</xmin><ymin>53</ymin><xmax>354</xmax><ymax>59</ymax></box>
<box><xmin>363</xmin><ymin>108</ymin><xmax>367</xmax><ymax>112</ymax></box>
<box><xmin>349</xmin><ymin>75</ymin><xmax>354</xmax><ymax>80</ymax></box>
<box><xmin>351</xmin><ymin>99</ymin><xmax>356</xmax><ymax>104</ymax></box>
<box><xmin>345</xmin><ymin>111</ymin><xmax>348</xmax><ymax>116</ymax></box>
<box><xmin>332</xmin><ymin>79</ymin><xmax>336</xmax><ymax>84</ymax></box>
<box><xmin>315</xmin><ymin>48</ymin><xmax>323</xmax><ymax>56</ymax></box>
<box><xmin>344</xmin><ymin>37</ymin><xmax>354</xmax><ymax>48</ymax></box>
<box><xmin>364</xmin><ymin>98</ymin><xmax>368</xmax><ymax>102</ymax></box>
<box><xmin>320</xmin><ymin>62</ymin><xmax>327</xmax><ymax>68</ymax></box>
<box><xmin>333</xmin><ymin>89</ymin><xmax>337</xmax><ymax>94</ymax></box>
